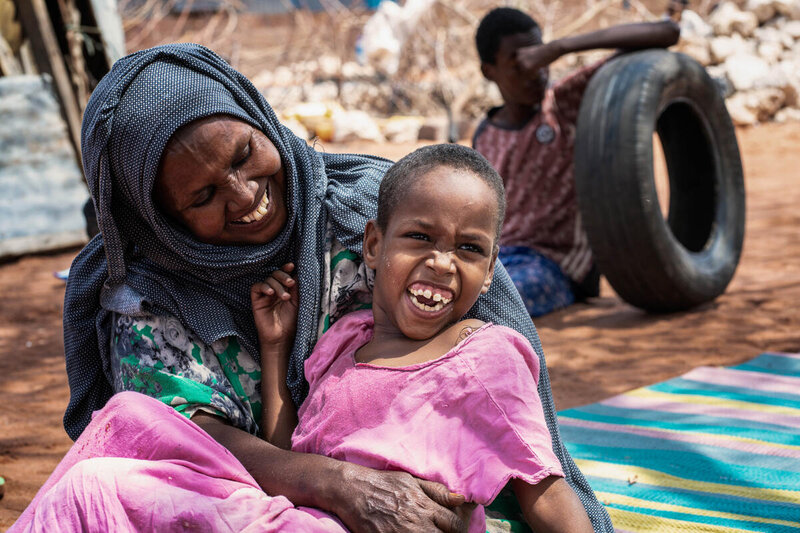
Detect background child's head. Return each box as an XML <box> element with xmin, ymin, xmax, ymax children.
<box><xmin>376</xmin><ymin>143</ymin><xmax>506</xmax><ymax>243</ymax></box>
<box><xmin>476</xmin><ymin>7</ymin><xmax>548</xmax><ymax>108</ymax></box>
<box><xmin>366</xmin><ymin>144</ymin><xmax>506</xmax><ymax>340</ymax></box>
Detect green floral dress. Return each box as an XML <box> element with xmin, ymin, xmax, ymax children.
<box><xmin>109</xmin><ymin>230</ymin><xmax>373</xmax><ymax>435</ymax></box>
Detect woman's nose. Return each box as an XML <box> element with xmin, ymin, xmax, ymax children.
<box><xmin>225</xmin><ymin>172</ymin><xmax>258</xmax><ymax>212</ymax></box>
<box><xmin>426</xmin><ymin>250</ymin><xmax>456</xmax><ymax>275</ymax></box>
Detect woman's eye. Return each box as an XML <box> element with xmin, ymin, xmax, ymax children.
<box><xmin>234</xmin><ymin>143</ymin><xmax>251</xmax><ymax>167</ymax></box>
<box><xmin>191</xmin><ymin>188</ymin><xmax>214</xmax><ymax>208</ymax></box>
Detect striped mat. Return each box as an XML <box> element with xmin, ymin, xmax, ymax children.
<box><xmin>558</xmin><ymin>352</ymin><xmax>800</xmax><ymax>532</ymax></box>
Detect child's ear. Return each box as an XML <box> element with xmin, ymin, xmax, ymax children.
<box><xmin>481</xmin><ymin>246</ymin><xmax>499</xmax><ymax>294</ymax></box>
<box><xmin>362</xmin><ymin>220</ymin><xmax>382</xmax><ymax>270</ymax></box>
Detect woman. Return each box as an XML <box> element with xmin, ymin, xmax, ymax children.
<box><xmin>14</xmin><ymin>44</ymin><xmax>611</xmax><ymax>531</ymax></box>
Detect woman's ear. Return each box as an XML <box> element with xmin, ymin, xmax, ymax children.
<box><xmin>481</xmin><ymin>246</ymin><xmax>499</xmax><ymax>294</ymax></box>
<box><xmin>362</xmin><ymin>220</ymin><xmax>382</xmax><ymax>270</ymax></box>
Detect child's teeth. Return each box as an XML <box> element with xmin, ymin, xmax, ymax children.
<box><xmin>423</xmin><ymin>289</ymin><xmax>432</xmax><ymax>299</ymax></box>
<box><xmin>432</xmin><ymin>293</ymin><xmax>441</xmax><ymax>302</ymax></box>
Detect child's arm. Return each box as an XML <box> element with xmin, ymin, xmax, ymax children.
<box><xmin>512</xmin><ymin>476</ymin><xmax>593</xmax><ymax>533</ymax></box>
<box><xmin>517</xmin><ymin>20</ymin><xmax>680</xmax><ymax>73</ymax></box>
<box><xmin>251</xmin><ymin>263</ymin><xmax>299</xmax><ymax>450</ymax></box>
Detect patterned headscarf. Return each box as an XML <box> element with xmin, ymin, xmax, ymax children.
<box><xmin>63</xmin><ymin>43</ymin><xmax>611</xmax><ymax>530</ymax></box>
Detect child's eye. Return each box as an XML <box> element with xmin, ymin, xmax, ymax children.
<box><xmin>405</xmin><ymin>232</ymin><xmax>430</xmax><ymax>241</ymax></box>
<box><xmin>459</xmin><ymin>243</ymin><xmax>485</xmax><ymax>254</ymax></box>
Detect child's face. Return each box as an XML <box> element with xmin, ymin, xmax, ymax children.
<box><xmin>482</xmin><ymin>29</ymin><xmax>549</xmax><ymax>108</ymax></box>
<box><xmin>363</xmin><ymin>167</ymin><xmax>499</xmax><ymax>341</ymax></box>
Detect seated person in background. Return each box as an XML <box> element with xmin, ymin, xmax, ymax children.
<box><xmin>254</xmin><ymin>144</ymin><xmax>594</xmax><ymax>533</ymax></box>
<box><xmin>473</xmin><ymin>8</ymin><xmax>680</xmax><ymax>316</ymax></box>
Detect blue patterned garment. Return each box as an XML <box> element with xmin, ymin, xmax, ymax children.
<box><xmin>63</xmin><ymin>43</ymin><xmax>611</xmax><ymax>530</ymax></box>
<box><xmin>499</xmin><ymin>246</ymin><xmax>575</xmax><ymax>317</ymax></box>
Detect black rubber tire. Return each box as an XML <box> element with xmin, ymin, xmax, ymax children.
<box><xmin>574</xmin><ymin>50</ymin><xmax>745</xmax><ymax>312</ymax></box>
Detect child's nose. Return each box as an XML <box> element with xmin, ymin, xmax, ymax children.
<box><xmin>427</xmin><ymin>251</ymin><xmax>456</xmax><ymax>275</ymax></box>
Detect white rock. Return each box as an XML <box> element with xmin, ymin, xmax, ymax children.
<box><xmin>710</xmin><ymin>34</ymin><xmax>756</xmax><ymax>63</ymax></box>
<box><xmin>304</xmin><ymin>81</ymin><xmax>339</xmax><ymax>103</ymax></box>
<box><xmin>332</xmin><ymin>110</ymin><xmax>385</xmax><ymax>143</ymax></box>
<box><xmin>783</xmin><ymin>20</ymin><xmax>800</xmax><ymax>38</ymax></box>
<box><xmin>746</xmin><ymin>0</ymin><xmax>776</xmax><ymax>22</ymax></box>
<box><xmin>726</xmin><ymin>88</ymin><xmax>786</xmax><ymax>123</ymax></box>
<box><xmin>726</xmin><ymin>93</ymin><xmax>760</xmax><ymax>124</ymax></box>
<box><xmin>773</xmin><ymin>0</ymin><xmax>800</xmax><ymax>20</ymax></box>
<box><xmin>754</xmin><ymin>26</ymin><xmax>794</xmax><ymax>49</ymax></box>
<box><xmin>774</xmin><ymin>106</ymin><xmax>800</xmax><ymax>121</ymax></box>
<box><xmin>724</xmin><ymin>53</ymin><xmax>772</xmax><ymax>90</ymax></box>
<box><xmin>280</xmin><ymin>117</ymin><xmax>310</xmax><ymax>140</ymax></box>
<box><xmin>677</xmin><ymin>36</ymin><xmax>712</xmax><ymax>66</ymax></box>
<box><xmin>317</xmin><ymin>56</ymin><xmax>341</xmax><ymax>79</ymax></box>
<box><xmin>759</xmin><ymin>41</ymin><xmax>786</xmax><ymax>63</ymax></box>
<box><xmin>774</xmin><ymin>59</ymin><xmax>800</xmax><ymax>104</ymax></box>
<box><xmin>710</xmin><ymin>2</ymin><xmax>760</xmax><ymax>36</ymax></box>
<box><xmin>380</xmin><ymin>116</ymin><xmax>423</xmax><ymax>143</ymax></box>
<box><xmin>680</xmin><ymin>9</ymin><xmax>714</xmax><ymax>38</ymax></box>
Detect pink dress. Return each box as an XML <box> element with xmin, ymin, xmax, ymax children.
<box><xmin>293</xmin><ymin>310</ymin><xmax>564</xmax><ymax>533</ymax></box>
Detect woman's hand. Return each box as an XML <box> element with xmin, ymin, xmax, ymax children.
<box><xmin>251</xmin><ymin>263</ymin><xmax>298</xmax><ymax>350</ymax></box>
<box><xmin>333</xmin><ymin>463</ymin><xmax>474</xmax><ymax>533</ymax></box>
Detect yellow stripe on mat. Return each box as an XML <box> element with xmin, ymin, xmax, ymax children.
<box><xmin>596</xmin><ymin>491</ymin><xmax>800</xmax><ymax>529</ymax></box>
<box><xmin>607</xmin><ymin>506</ymin><xmax>755</xmax><ymax>533</ymax></box>
<box><xmin>575</xmin><ymin>459</ymin><xmax>800</xmax><ymax>504</ymax></box>
<box><xmin>627</xmin><ymin>388</ymin><xmax>800</xmax><ymax>417</ymax></box>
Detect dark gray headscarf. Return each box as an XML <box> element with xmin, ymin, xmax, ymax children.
<box><xmin>64</xmin><ymin>43</ymin><xmax>611</xmax><ymax>530</ymax></box>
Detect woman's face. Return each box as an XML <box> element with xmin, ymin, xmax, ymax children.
<box><xmin>154</xmin><ymin>115</ymin><xmax>288</xmax><ymax>245</ymax></box>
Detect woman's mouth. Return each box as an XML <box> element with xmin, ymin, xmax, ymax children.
<box><xmin>407</xmin><ymin>284</ymin><xmax>453</xmax><ymax>312</ymax></box>
<box><xmin>232</xmin><ymin>190</ymin><xmax>270</xmax><ymax>224</ymax></box>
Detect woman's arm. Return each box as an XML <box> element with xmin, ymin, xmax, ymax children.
<box><xmin>518</xmin><ymin>20</ymin><xmax>680</xmax><ymax>72</ymax></box>
<box><xmin>511</xmin><ymin>476</ymin><xmax>593</xmax><ymax>533</ymax></box>
<box><xmin>193</xmin><ymin>413</ymin><xmax>470</xmax><ymax>533</ymax></box>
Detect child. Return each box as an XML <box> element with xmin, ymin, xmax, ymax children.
<box><xmin>473</xmin><ymin>8</ymin><xmax>680</xmax><ymax>316</ymax></box>
<box><xmin>252</xmin><ymin>144</ymin><xmax>593</xmax><ymax>533</ymax></box>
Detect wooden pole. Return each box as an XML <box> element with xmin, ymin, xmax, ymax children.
<box><xmin>14</xmin><ymin>0</ymin><xmax>84</xmax><ymax>164</ymax></box>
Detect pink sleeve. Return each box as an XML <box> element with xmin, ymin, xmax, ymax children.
<box><xmin>456</xmin><ymin>326</ymin><xmax>564</xmax><ymax>504</ymax></box>
<box><xmin>303</xmin><ymin>309</ymin><xmax>373</xmax><ymax>387</ymax></box>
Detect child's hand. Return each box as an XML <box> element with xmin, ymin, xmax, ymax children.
<box><xmin>251</xmin><ymin>263</ymin><xmax>298</xmax><ymax>350</ymax></box>
<box><xmin>516</xmin><ymin>43</ymin><xmax>561</xmax><ymax>74</ymax></box>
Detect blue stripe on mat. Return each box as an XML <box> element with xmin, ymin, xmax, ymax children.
<box><xmin>563</xmin><ymin>440</ymin><xmax>800</xmax><ymax>489</ymax></box>
<box><xmin>559</xmin><ymin>425</ymin><xmax>800</xmax><ymax>474</ymax></box>
<box><xmin>585</xmin><ymin>476</ymin><xmax>800</xmax><ymax>523</ymax></box>
<box><xmin>561</xmin><ymin>406</ymin><xmax>800</xmax><ymax>446</ymax></box>
<box><xmin>568</xmin><ymin>403</ymin><xmax>800</xmax><ymax>438</ymax></box>
<box><xmin>649</xmin><ymin>378</ymin><xmax>800</xmax><ymax>409</ymax></box>
<box><xmin>732</xmin><ymin>353</ymin><xmax>800</xmax><ymax>377</ymax></box>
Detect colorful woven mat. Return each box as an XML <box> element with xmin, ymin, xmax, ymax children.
<box><xmin>558</xmin><ymin>352</ymin><xmax>800</xmax><ymax>532</ymax></box>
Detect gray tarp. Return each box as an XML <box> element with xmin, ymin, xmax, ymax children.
<box><xmin>0</xmin><ymin>75</ymin><xmax>89</xmax><ymax>258</ymax></box>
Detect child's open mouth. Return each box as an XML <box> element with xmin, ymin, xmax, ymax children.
<box><xmin>407</xmin><ymin>283</ymin><xmax>453</xmax><ymax>312</ymax></box>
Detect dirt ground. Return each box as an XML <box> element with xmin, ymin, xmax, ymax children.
<box><xmin>1</xmin><ymin>121</ymin><xmax>799</xmax><ymax>528</ymax></box>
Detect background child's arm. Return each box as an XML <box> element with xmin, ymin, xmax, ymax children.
<box><xmin>251</xmin><ymin>263</ymin><xmax>299</xmax><ymax>450</ymax></box>
<box><xmin>511</xmin><ymin>476</ymin><xmax>593</xmax><ymax>533</ymax></box>
<box><xmin>518</xmin><ymin>20</ymin><xmax>680</xmax><ymax>73</ymax></box>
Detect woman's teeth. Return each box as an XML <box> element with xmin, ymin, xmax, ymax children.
<box><xmin>408</xmin><ymin>287</ymin><xmax>452</xmax><ymax>312</ymax></box>
<box><xmin>235</xmin><ymin>192</ymin><xmax>270</xmax><ymax>224</ymax></box>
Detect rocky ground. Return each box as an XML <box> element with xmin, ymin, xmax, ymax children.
<box><xmin>2</xmin><ymin>121</ymin><xmax>799</xmax><ymax>528</ymax></box>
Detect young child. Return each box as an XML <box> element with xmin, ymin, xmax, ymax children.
<box><xmin>252</xmin><ymin>144</ymin><xmax>593</xmax><ymax>533</ymax></box>
<box><xmin>473</xmin><ymin>8</ymin><xmax>680</xmax><ymax>316</ymax></box>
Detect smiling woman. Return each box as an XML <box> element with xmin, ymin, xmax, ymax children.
<box><xmin>154</xmin><ymin>116</ymin><xmax>288</xmax><ymax>245</ymax></box>
<box><xmin>9</xmin><ymin>43</ymin><xmax>611</xmax><ymax>532</ymax></box>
